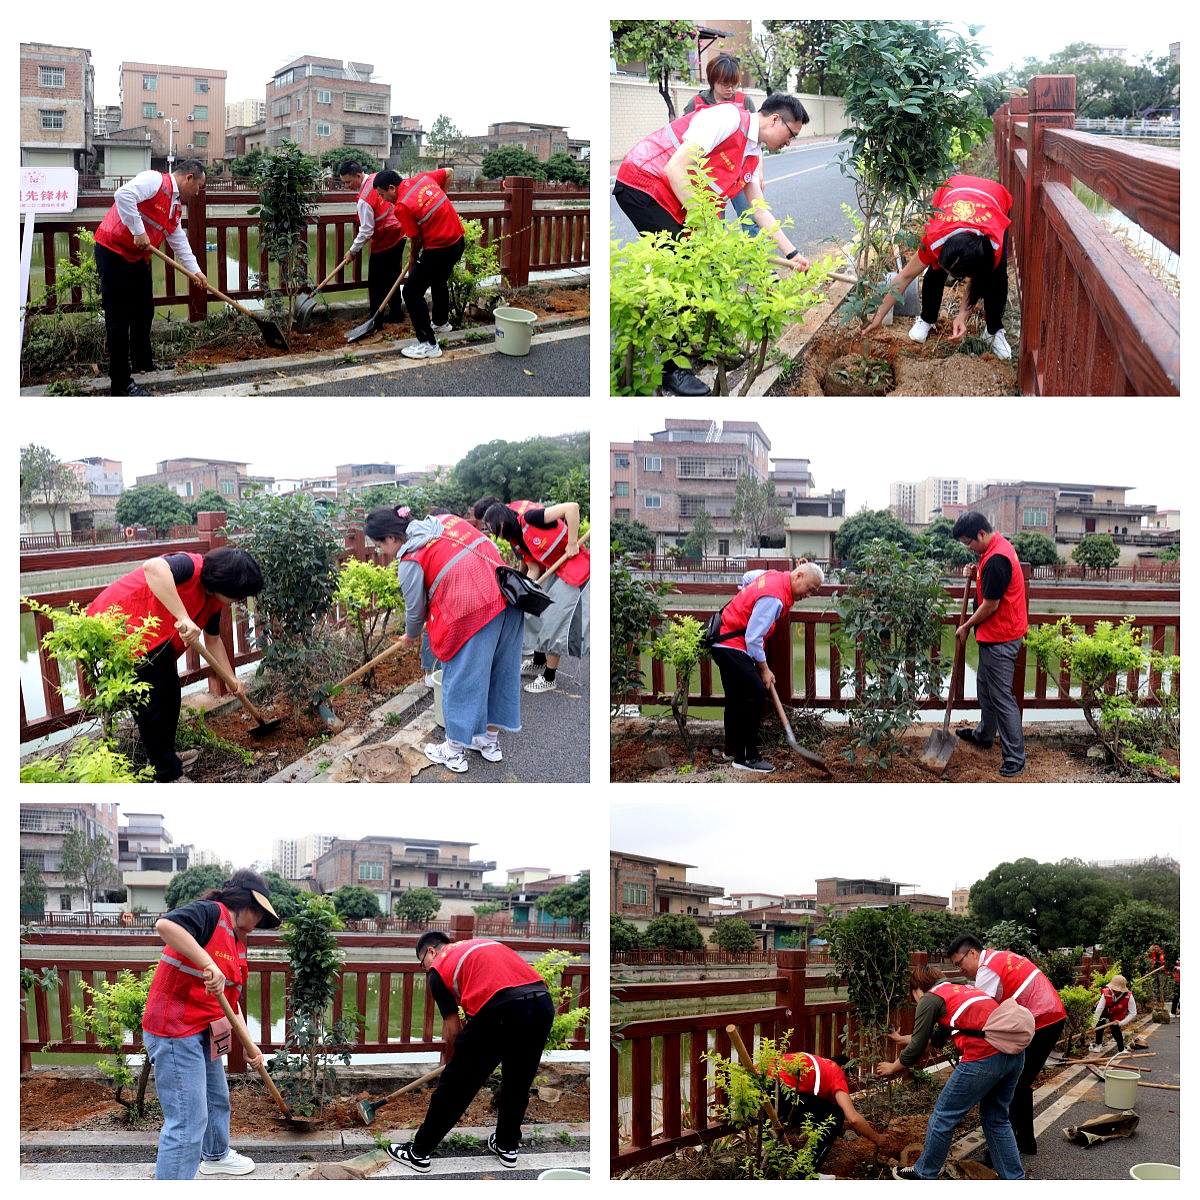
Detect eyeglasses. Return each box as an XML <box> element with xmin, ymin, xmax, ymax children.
<box><xmin>778</xmin><ymin>118</ymin><xmax>803</xmax><ymax>143</ymax></box>
<box><xmin>950</xmin><ymin>954</ymin><xmax>966</xmax><ymax>969</ymax></box>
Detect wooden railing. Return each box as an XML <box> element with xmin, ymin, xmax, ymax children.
<box><xmin>993</xmin><ymin>75</ymin><xmax>1179</xmax><ymax>395</ymax></box>
<box><xmin>20</xmin><ymin>525</ymin><xmax>199</xmax><ymax>552</ymax></box>
<box><xmin>24</xmin><ymin>176</ymin><xmax>588</xmax><ymax>320</ymax></box>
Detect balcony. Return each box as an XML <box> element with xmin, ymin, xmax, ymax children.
<box><xmin>654</xmin><ymin>879</ymin><xmax>725</xmax><ymax>898</ymax></box>
<box><xmin>1055</xmin><ymin>498</ymin><xmax>1157</xmax><ymax>517</ymax></box>
<box><xmin>393</xmin><ymin>857</ymin><xmax>497</xmax><ymax>871</ymax></box>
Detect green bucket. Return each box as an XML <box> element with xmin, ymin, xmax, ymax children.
<box><xmin>432</xmin><ymin>669</ymin><xmax>444</xmax><ymax>727</ymax></box>
<box><xmin>494</xmin><ymin>306</ymin><xmax>538</xmax><ymax>356</ymax></box>
<box><xmin>1104</xmin><ymin>1067</ymin><xmax>1141</xmax><ymax>1109</ymax></box>
<box><xmin>1130</xmin><ymin>1163</ymin><xmax>1180</xmax><ymax>1179</ymax></box>
<box><xmin>536</xmin><ymin>1169</ymin><xmax>589</xmax><ymax>1180</ymax></box>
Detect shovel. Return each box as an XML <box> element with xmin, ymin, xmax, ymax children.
<box><xmin>767</xmin><ymin>680</ymin><xmax>832</xmax><ymax>777</ymax></box>
<box><xmin>147</xmin><ymin>243</ymin><xmax>290</xmax><ymax>351</ymax></box>
<box><xmin>918</xmin><ymin>577</ymin><xmax>974</xmax><ymax>776</ymax></box>
<box><xmin>192</xmin><ymin>640</ymin><xmax>282</xmax><ymax>738</ymax></box>
<box><xmin>294</xmin><ymin>255</ymin><xmax>352</xmax><ymax>331</ymax></box>
<box><xmin>356</xmin><ymin>1064</ymin><xmax>445</xmax><ymax>1125</ymax></box>
<box><xmin>214</xmin><ymin>990</ymin><xmax>322</xmax><ymax>1130</ymax></box>
<box><xmin>345</xmin><ymin>261</ymin><xmax>409</xmax><ymax>343</ymax></box>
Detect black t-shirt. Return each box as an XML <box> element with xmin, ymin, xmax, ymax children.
<box><xmin>521</xmin><ymin>507</ymin><xmax>555</xmax><ymax>530</ymax></box>
<box><xmin>163</xmin><ymin>553</ymin><xmax>223</xmax><ymax>635</ymax></box>
<box><xmin>980</xmin><ymin>553</ymin><xmax>1013</xmax><ymax>602</ymax></box>
<box><xmin>161</xmin><ymin>898</ymin><xmax>222</xmax><ymax>945</ymax></box>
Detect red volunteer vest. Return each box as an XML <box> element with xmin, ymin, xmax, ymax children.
<box><xmin>86</xmin><ymin>553</ymin><xmax>223</xmax><ymax>656</ymax></box>
<box><xmin>930</xmin><ymin>981</ymin><xmax>1000</xmax><ymax>1062</ymax></box>
<box><xmin>357</xmin><ymin>173</ymin><xmax>405</xmax><ymax>253</ymax></box>
<box><xmin>1150</xmin><ymin>947</ymin><xmax>1165</xmax><ymax>970</ymax></box>
<box><xmin>980</xmin><ymin>948</ymin><xmax>1066</xmax><ymax>1029</ymax></box>
<box><xmin>974</xmin><ymin>533</ymin><xmax>1027</xmax><ymax>644</ymax></box>
<box><xmin>617</xmin><ymin>106</ymin><xmax>761</xmax><ymax>225</ymax></box>
<box><xmin>142</xmin><ymin>902</ymin><xmax>248</xmax><ymax>1038</ymax></box>
<box><xmin>395</xmin><ymin>171</ymin><xmax>463</xmax><ymax>249</ymax></box>
<box><xmin>717</xmin><ymin>570</ymin><xmax>795</xmax><ymax>655</ymax></box>
<box><xmin>95</xmin><ymin>173</ymin><xmax>182</xmax><ymax>263</ymax></box>
<box><xmin>770</xmin><ymin>1052</ymin><xmax>848</xmax><ymax>1102</ymax></box>
<box><xmin>509</xmin><ymin>501</ymin><xmax>590</xmax><ymax>588</ymax></box>
<box><xmin>403</xmin><ymin>515</ymin><xmax>505</xmax><ymax>661</ymax></box>
<box><xmin>919</xmin><ymin>175</ymin><xmax>1012</xmax><ymax>270</ymax></box>
<box><xmin>1101</xmin><ymin>987</ymin><xmax>1131</xmax><ymax>1022</ymax></box>
<box><xmin>1174</xmin><ymin>961</ymin><xmax>1180</xmax><ymax>984</ymax></box>
<box><xmin>692</xmin><ymin>90</ymin><xmax>748</xmax><ymax>110</ymax></box>
<box><xmin>428</xmin><ymin>938</ymin><xmax>545</xmax><ymax>1018</ymax></box>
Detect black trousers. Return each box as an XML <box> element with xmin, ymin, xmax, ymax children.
<box><xmin>777</xmin><ymin>1092</ymin><xmax>845</xmax><ymax>1169</ymax></box>
<box><xmin>414</xmin><ymin>988</ymin><xmax>555</xmax><ymax>1156</ymax></box>
<box><xmin>920</xmin><ymin>229</ymin><xmax>1010</xmax><ymax>334</ymax></box>
<box><xmin>613</xmin><ymin>182</ymin><xmax>685</xmax><ymax>237</ymax></box>
<box><xmin>1095</xmin><ymin>1010</ymin><xmax>1125</xmax><ymax>1053</ymax></box>
<box><xmin>94</xmin><ymin>241</ymin><xmax>155</xmax><ymax>391</ymax></box>
<box><xmin>133</xmin><ymin>641</ymin><xmax>184</xmax><ymax>782</ymax></box>
<box><xmin>1008</xmin><ymin>1018</ymin><xmax>1063</xmax><ymax>1154</ymax></box>
<box><xmin>711</xmin><ymin>647</ymin><xmax>766</xmax><ymax>761</ymax></box>
<box><xmin>403</xmin><ymin>236</ymin><xmax>465</xmax><ymax>344</ymax></box>
<box><xmin>368</xmin><ymin>240</ymin><xmax>405</xmax><ymax>321</ymax></box>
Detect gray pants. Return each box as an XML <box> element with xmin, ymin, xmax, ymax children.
<box><xmin>975</xmin><ymin>638</ymin><xmax>1025</xmax><ymax>770</ymax></box>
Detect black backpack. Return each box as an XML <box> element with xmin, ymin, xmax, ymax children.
<box><xmin>702</xmin><ymin>604</ymin><xmax>746</xmax><ymax>651</ymax></box>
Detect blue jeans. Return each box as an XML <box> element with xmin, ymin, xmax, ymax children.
<box><xmin>142</xmin><ymin>1028</ymin><xmax>231</xmax><ymax>1179</ymax></box>
<box><xmin>420</xmin><ymin>630</ymin><xmax>439</xmax><ymax>674</ymax></box>
<box><xmin>729</xmin><ymin>188</ymin><xmax>760</xmax><ymax>237</ymax></box>
<box><xmin>914</xmin><ymin>1051</ymin><xmax>1025</xmax><ymax>1179</ymax></box>
<box><xmin>441</xmin><ymin>606</ymin><xmax>523</xmax><ymax>746</ymax></box>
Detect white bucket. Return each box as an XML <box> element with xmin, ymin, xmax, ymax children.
<box><xmin>432</xmin><ymin>669</ymin><xmax>444</xmax><ymax>727</ymax></box>
<box><xmin>536</xmin><ymin>1169</ymin><xmax>589</xmax><ymax>1180</ymax></box>
<box><xmin>1130</xmin><ymin>1163</ymin><xmax>1180</xmax><ymax>1179</ymax></box>
<box><xmin>1104</xmin><ymin>1067</ymin><xmax>1141</xmax><ymax>1109</ymax></box>
<box><xmin>494</xmin><ymin>306</ymin><xmax>537</xmax><ymax>356</ymax></box>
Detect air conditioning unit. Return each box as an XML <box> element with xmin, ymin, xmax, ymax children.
<box><xmin>187</xmin><ymin>115</ymin><xmax>194</xmax><ymax>121</ymax></box>
<box><xmin>186</xmin><ymin>144</ymin><xmax>194</xmax><ymax>150</ymax></box>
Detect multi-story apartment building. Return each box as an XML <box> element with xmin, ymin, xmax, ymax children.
<box><xmin>20</xmin><ymin>42</ymin><xmax>94</xmax><ymax>170</ymax></box>
<box><xmin>94</xmin><ymin>104</ymin><xmax>123</xmax><ymax>138</ymax></box>
<box><xmin>335</xmin><ymin>463</ymin><xmax>431</xmax><ymax>496</ymax></box>
<box><xmin>478</xmin><ymin>121</ymin><xmax>572</xmax><ymax>162</ymax></box>
<box><xmin>119</xmin><ymin>61</ymin><xmax>227</xmax><ymax>168</ymax></box>
<box><xmin>950</xmin><ymin>887</ymin><xmax>971</xmax><ymax>915</ymax></box>
<box><xmin>889</xmin><ymin>476</ymin><xmax>991</xmax><ymax>525</ymax></box>
<box><xmin>20</xmin><ymin>803</ymin><xmax>120</xmax><ymax>915</ymax></box>
<box><xmin>774</xmin><ymin>457</ymin><xmax>845</xmax><ymax>561</ymax></box>
<box><xmin>272</xmin><ymin>833</ymin><xmax>336</xmax><ymax>879</ymax></box>
<box><xmin>135</xmin><ymin>457</ymin><xmax>272</xmax><ymax>503</ymax></box>
<box><xmin>815</xmin><ymin>876</ymin><xmax>950</xmax><ymax>917</ymax></box>
<box><xmin>266</xmin><ymin>57</ymin><xmax>390</xmax><ymax>159</ymax></box>
<box><xmin>226</xmin><ymin>98</ymin><xmax>266</xmax><ymax>129</ymax></box>
<box><xmin>610</xmin><ymin>851</ymin><xmax>725</xmax><ymax>925</ymax></box>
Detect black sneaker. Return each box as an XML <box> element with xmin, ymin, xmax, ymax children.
<box><xmin>385</xmin><ymin>1142</ymin><xmax>431</xmax><ymax>1173</ymax></box>
<box><xmin>893</xmin><ymin>1166</ymin><xmax>923</xmax><ymax>1179</ymax></box>
<box><xmin>113</xmin><ymin>381</ymin><xmax>152</xmax><ymax>396</ymax></box>
<box><xmin>999</xmin><ymin>761</ymin><xmax>1026</xmax><ymax>778</ymax></box>
<box><xmin>487</xmin><ymin>1133</ymin><xmax>518</xmax><ymax>1169</ymax></box>
<box><xmin>956</xmin><ymin>728</ymin><xmax>993</xmax><ymax>749</ymax></box>
<box><xmin>733</xmin><ymin>757</ymin><xmax>775</xmax><ymax>774</ymax></box>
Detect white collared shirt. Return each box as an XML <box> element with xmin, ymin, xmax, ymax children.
<box><xmin>113</xmin><ymin>169</ymin><xmax>201</xmax><ymax>274</ymax></box>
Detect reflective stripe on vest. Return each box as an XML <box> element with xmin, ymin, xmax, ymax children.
<box><xmin>803</xmin><ymin>1052</ymin><xmax>821</xmax><ymax>1096</ymax></box>
<box><xmin>429</xmin><ymin>533</ymin><xmax>494</xmax><ymax>596</ymax></box>
<box><xmin>980</xmin><ymin>948</ymin><xmax>1037</xmax><ymax>1002</ymax></box>
<box><xmin>450</xmin><ymin>940</ymin><xmax>489</xmax><ymax>998</ymax></box>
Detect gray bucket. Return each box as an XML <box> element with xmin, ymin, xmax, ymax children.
<box><xmin>432</xmin><ymin>669</ymin><xmax>444</xmax><ymax>727</ymax></box>
<box><xmin>1130</xmin><ymin>1163</ymin><xmax>1180</xmax><ymax>1179</ymax></box>
<box><xmin>494</xmin><ymin>306</ymin><xmax>538</xmax><ymax>356</ymax></box>
<box><xmin>1104</xmin><ymin>1067</ymin><xmax>1141</xmax><ymax>1109</ymax></box>
<box><xmin>885</xmin><ymin>271</ymin><xmax>921</xmax><ymax>317</ymax></box>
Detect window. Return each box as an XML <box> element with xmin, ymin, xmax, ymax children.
<box><xmin>680</xmin><ymin>494</ymin><xmax>734</xmax><ymax>518</ymax></box>
<box><xmin>316</xmin><ymin>88</ymin><xmax>332</xmax><ymax>104</ymax></box>
<box><xmin>614</xmin><ymin>481</ymin><xmax>629</xmax><ymax>497</ymax></box>
<box><xmin>40</xmin><ymin>110</ymin><xmax>65</xmax><ymax>130</ymax></box>
<box><xmin>358</xmin><ymin>861</ymin><xmax>384</xmax><ymax>881</ymax></box>
<box><xmin>194</xmin><ymin>78</ymin><xmax>209</xmax><ymax>93</ymax></box>
<box><xmin>643</xmin><ymin>494</ymin><xmax>661</xmax><ymax>509</ymax></box>
<box><xmin>316</xmin><ymin>122</ymin><xmax>331</xmax><ymax>136</ymax></box>
<box><xmin>193</xmin><ymin>105</ymin><xmax>208</xmax><ymax>120</ymax></box>
<box><xmin>185</xmin><ymin>481</ymin><xmax>193</xmax><ymax>497</ymax></box>
<box><xmin>40</xmin><ymin>66</ymin><xmax>65</xmax><ymax>87</ymax></box>
<box><xmin>271</xmin><ymin>97</ymin><xmax>292</xmax><ymax>118</ymax></box>
<box><xmin>613</xmin><ymin>453</ymin><xmax>630</xmax><ymax>469</ymax></box>
<box><xmin>343</xmin><ymin>93</ymin><xmax>387</xmax><ymax>114</ymax></box>
<box><xmin>143</xmin><ymin>74</ymin><xmax>157</xmax><ymax>90</ymax></box>
<box><xmin>20</xmin><ymin>850</ymin><xmax>46</xmax><ymax>870</ymax></box>
<box><xmin>193</xmin><ymin>132</ymin><xmax>208</xmax><ymax>147</ymax></box>
<box><xmin>718</xmin><ymin>539</ymin><xmax>730</xmax><ymax>555</ymax></box>
<box><xmin>275</xmin><ymin>68</ymin><xmax>294</xmax><ymax>89</ymax></box>
<box><xmin>143</xmin><ymin>102</ymin><xmax>157</xmax><ymax>119</ymax></box>
<box><xmin>623</xmin><ymin>882</ymin><xmax>648</xmax><ymax>907</ymax></box>
<box><xmin>220</xmin><ymin>479</ymin><xmax>235</xmax><ymax>496</ymax></box>
<box><xmin>615</xmin><ymin>507</ymin><xmax>630</xmax><ymax>518</ymax></box>
<box><xmin>643</xmin><ymin>455</ymin><xmax>662</xmax><ymax>472</ymax></box>
<box><xmin>1022</xmin><ymin>506</ymin><xmax>1049</xmax><ymax>527</ymax></box>
<box><xmin>678</xmin><ymin>455</ymin><xmax>740</xmax><ymax>480</ymax></box>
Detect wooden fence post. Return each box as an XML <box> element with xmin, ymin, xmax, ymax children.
<box><xmin>1008</xmin><ymin>93</ymin><xmax>1030</xmax><ymax>269</ymax></box>
<box><xmin>1019</xmin><ymin>75</ymin><xmax>1076</xmax><ymax>396</ymax></box>
<box><xmin>186</xmin><ymin>189</ymin><xmax>208</xmax><ymax>323</ymax></box>
<box><xmin>777</xmin><ymin>948</ymin><xmax>807</xmax><ymax>1047</ymax></box>
<box><xmin>502</xmin><ymin>176</ymin><xmax>534</xmax><ymax>288</ymax></box>
<box><xmin>450</xmin><ymin>912</ymin><xmax>476</xmax><ymax>941</ymax></box>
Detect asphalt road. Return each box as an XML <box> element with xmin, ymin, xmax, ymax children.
<box><xmin>610</xmin><ymin>137</ymin><xmax>858</xmax><ymax>265</ymax></box>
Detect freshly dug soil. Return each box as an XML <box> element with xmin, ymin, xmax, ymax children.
<box><xmin>822</xmin><ymin>352</ymin><xmax>895</xmax><ymax>397</ymax></box>
<box><xmin>20</xmin><ymin>1076</ymin><xmax>123</xmax><ymax>1130</ymax></box>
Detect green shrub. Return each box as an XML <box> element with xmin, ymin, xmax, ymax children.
<box><xmin>532</xmin><ymin>950</ymin><xmax>589</xmax><ymax>1051</ymax></box>
<box><xmin>447</xmin><ymin>219</ymin><xmax>502</xmax><ymax>324</ymax></box>
<box><xmin>650</xmin><ymin>614</ymin><xmax>706</xmax><ymax>747</ymax></box>
<box><xmin>21</xmin><ymin>736</ymin><xmax>152</xmax><ymax>783</ymax></box>
<box><xmin>71</xmin><ymin>968</ymin><xmax>156</xmax><ymax>1118</ymax></box>
<box><xmin>334</xmin><ymin>557</ymin><xmax>404</xmax><ymax>670</ymax></box>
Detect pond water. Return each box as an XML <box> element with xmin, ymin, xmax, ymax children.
<box><xmin>1072</xmin><ymin>175</ymin><xmax>1179</xmax><ymax>279</ymax></box>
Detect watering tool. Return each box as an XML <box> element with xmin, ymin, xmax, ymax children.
<box><xmin>214</xmin><ymin>990</ymin><xmax>322</xmax><ymax>1130</ymax></box>
<box><xmin>767</xmin><ymin>681</ymin><xmax>832</xmax><ymax>777</ymax></box>
<box><xmin>356</xmin><ymin>1065</ymin><xmax>445</xmax><ymax>1125</ymax></box>
<box><xmin>147</xmin><ymin>244</ymin><xmax>290</xmax><ymax>350</ymax></box>
<box><xmin>345</xmin><ymin>263</ymin><xmax>409</xmax><ymax>343</ymax></box>
<box><xmin>192</xmin><ymin>641</ymin><xmax>282</xmax><ymax>738</ymax></box>
<box><xmin>918</xmin><ymin>576</ymin><xmax>974</xmax><ymax>776</ymax></box>
<box><xmin>294</xmin><ymin>255</ymin><xmax>352</xmax><ymax>331</ymax></box>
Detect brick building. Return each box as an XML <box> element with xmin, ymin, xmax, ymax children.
<box><xmin>266</xmin><ymin>57</ymin><xmax>390</xmax><ymax>160</ymax></box>
<box><xmin>335</xmin><ymin>463</ymin><xmax>432</xmax><ymax>496</ymax></box>
<box><xmin>119</xmin><ymin>61</ymin><xmax>227</xmax><ymax>168</ymax></box>
<box><xmin>19</xmin><ymin>803</ymin><xmax>120</xmax><ymax>916</ymax></box>
<box><xmin>610</xmin><ymin>851</ymin><xmax>725</xmax><ymax>925</ymax></box>
<box><xmin>20</xmin><ymin>43</ymin><xmax>94</xmax><ymax>170</ymax></box>
<box><xmin>976</xmin><ymin>480</ymin><xmax>1156</xmax><ymax>545</ymax></box>
<box><xmin>815</xmin><ymin>876</ymin><xmax>950</xmax><ymax>917</ymax></box>
<box><xmin>477</xmin><ymin>121</ymin><xmax>572</xmax><ymax>162</ymax></box>
<box><xmin>135</xmin><ymin>457</ymin><xmax>272</xmax><ymax>502</ymax></box>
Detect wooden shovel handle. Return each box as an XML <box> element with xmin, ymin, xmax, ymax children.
<box><xmin>329</xmin><ymin>635</ymin><xmax>412</xmax><ymax>694</ymax></box>
<box><xmin>215</xmin><ymin>989</ymin><xmax>289</xmax><ymax>1116</ymax></box>
<box><xmin>192</xmin><ymin>639</ymin><xmax>272</xmax><ymax>725</ymax></box>
<box><xmin>145</xmin><ymin>243</ymin><xmax>260</xmax><ymax>321</ymax></box>
<box><xmin>725</xmin><ymin>1025</ymin><xmax>784</xmax><ymax>1131</ymax></box>
<box><xmin>537</xmin><ymin>528</ymin><xmax>591</xmax><ymax>585</ymax></box>
<box><xmin>377</xmin><ymin>1064</ymin><xmax>446</xmax><ymax>1108</ymax></box>
<box><xmin>941</xmin><ymin>577</ymin><xmax>974</xmax><ymax>732</ymax></box>
<box><xmin>314</xmin><ymin>255</ymin><xmax>353</xmax><ymax>294</ymax></box>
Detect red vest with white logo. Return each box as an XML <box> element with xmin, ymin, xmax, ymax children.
<box><xmin>919</xmin><ymin>175</ymin><xmax>1012</xmax><ymax>271</ymax></box>
<box><xmin>980</xmin><ymin>948</ymin><xmax>1066</xmax><ymax>1029</ymax></box>
<box><xmin>930</xmin><ymin>981</ymin><xmax>1000</xmax><ymax>1062</ymax></box>
<box><xmin>402</xmin><ymin>515</ymin><xmax>505</xmax><ymax>661</ymax></box>
<box><xmin>717</xmin><ymin>570</ymin><xmax>795</xmax><ymax>655</ymax></box>
<box><xmin>142</xmin><ymin>902</ymin><xmax>248</xmax><ymax>1038</ymax></box>
<box><xmin>86</xmin><ymin>553</ymin><xmax>223</xmax><ymax>656</ymax></box>
<box><xmin>770</xmin><ymin>1052</ymin><xmax>848</xmax><ymax>1102</ymax></box>
<box><xmin>395</xmin><ymin>171</ymin><xmax>464</xmax><ymax>249</ymax></box>
<box><xmin>95</xmin><ymin>173</ymin><xmax>181</xmax><ymax>263</ymax></box>
<box><xmin>428</xmin><ymin>938</ymin><xmax>545</xmax><ymax>1018</ymax></box>
<box><xmin>509</xmin><ymin>501</ymin><xmax>590</xmax><ymax>588</ymax></box>
<box><xmin>358</xmin><ymin>173</ymin><xmax>405</xmax><ymax>253</ymax></box>
<box><xmin>693</xmin><ymin>90</ymin><xmax>748</xmax><ymax>110</ymax></box>
<box><xmin>1101</xmin><ymin>987</ymin><xmax>1131</xmax><ymax>1022</ymax></box>
<box><xmin>617</xmin><ymin>106</ymin><xmax>761</xmax><ymax>225</ymax></box>
<box><xmin>974</xmin><ymin>533</ymin><xmax>1027</xmax><ymax>643</ymax></box>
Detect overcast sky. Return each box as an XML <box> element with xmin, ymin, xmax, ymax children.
<box><xmin>612</xmin><ymin>801</ymin><xmax>1173</xmax><ymax>905</ymax></box>
<box><xmin>18</xmin><ymin>415</ymin><xmax>587</xmax><ymax>482</ymax></box>
<box><xmin>21</xmin><ymin>4</ymin><xmax>592</xmax><ymax>137</ymax></box>
<box><xmin>613</xmin><ymin>405</ymin><xmax>1182</xmax><ymax>513</ymax></box>
<box><xmin>122</xmin><ymin>798</ymin><xmax>587</xmax><ymax>884</ymax></box>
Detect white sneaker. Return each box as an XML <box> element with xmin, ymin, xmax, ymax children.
<box><xmin>401</xmin><ymin>341</ymin><xmax>443</xmax><ymax>359</ymax></box>
<box><xmin>908</xmin><ymin>316</ymin><xmax>933</xmax><ymax>343</ymax></box>
<box><xmin>470</xmin><ymin>734</ymin><xmax>503</xmax><ymax>762</ymax></box>
<box><xmin>432</xmin><ymin>322</ymin><xmax>453</xmax><ymax>334</ymax></box>
<box><xmin>424</xmin><ymin>740</ymin><xmax>468</xmax><ymax>773</ymax></box>
<box><xmin>520</xmin><ymin>656</ymin><xmax>538</xmax><ymax>676</ymax></box>
<box><xmin>178</xmin><ymin>749</ymin><xmax>200</xmax><ymax>768</ymax></box>
<box><xmin>990</xmin><ymin>328</ymin><xmax>1012</xmax><ymax>360</ymax></box>
<box><xmin>524</xmin><ymin>675</ymin><xmax>558</xmax><ymax>694</ymax></box>
<box><xmin>199</xmin><ymin>1149</ymin><xmax>255</xmax><ymax>1175</ymax></box>
<box><xmin>423</xmin><ymin>672</ymin><xmax>436</xmax><ymax>687</ymax></box>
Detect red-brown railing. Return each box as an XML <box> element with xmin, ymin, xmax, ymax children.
<box><xmin>25</xmin><ymin>176</ymin><xmax>588</xmax><ymax>321</ymax></box>
<box><xmin>993</xmin><ymin>75</ymin><xmax>1179</xmax><ymax>395</ymax></box>
<box><xmin>20</xmin><ymin>525</ymin><xmax>200</xmax><ymax>552</ymax></box>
